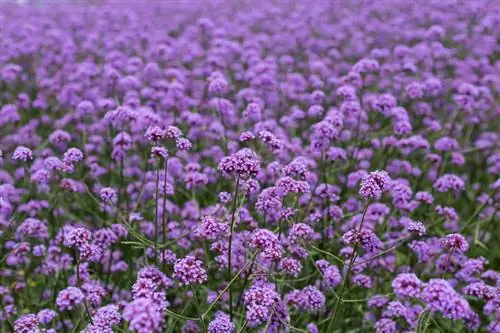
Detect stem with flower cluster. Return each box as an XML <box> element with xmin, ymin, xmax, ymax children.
<box><xmin>327</xmin><ymin>201</ymin><xmax>370</xmax><ymax>331</ymax></box>
<box><xmin>227</xmin><ymin>175</ymin><xmax>240</xmax><ymax>320</ymax></box>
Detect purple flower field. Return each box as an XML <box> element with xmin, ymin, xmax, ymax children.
<box><xmin>1</xmin><ymin>1</ymin><xmax>499</xmax><ymax>332</ymax></box>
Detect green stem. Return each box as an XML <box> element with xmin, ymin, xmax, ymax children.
<box><xmin>154</xmin><ymin>167</ymin><xmax>160</xmax><ymax>265</ymax></box>
<box><xmin>326</xmin><ymin>202</ymin><xmax>369</xmax><ymax>330</ymax></box>
<box><xmin>161</xmin><ymin>158</ymin><xmax>168</xmax><ymax>271</ymax></box>
<box><xmin>202</xmin><ymin>251</ymin><xmax>257</xmax><ymax>319</ymax></box>
<box><xmin>227</xmin><ymin>175</ymin><xmax>240</xmax><ymax>321</ymax></box>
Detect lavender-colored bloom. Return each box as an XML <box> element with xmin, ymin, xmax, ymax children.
<box><xmin>359</xmin><ymin>170</ymin><xmax>392</xmax><ymax>200</ymax></box>
<box><xmin>100</xmin><ymin>187</ymin><xmax>118</xmax><ymax>203</ymax></box>
<box><xmin>83</xmin><ymin>304</ymin><xmax>121</xmax><ymax>332</ymax></box>
<box><xmin>289</xmin><ymin>223</ymin><xmax>314</xmax><ymax>243</ymax></box>
<box><xmin>56</xmin><ymin>287</ymin><xmax>85</xmax><ymax>311</ymax></box>
<box><xmin>14</xmin><ymin>314</ymin><xmax>40</xmax><ymax>333</ymax></box>
<box><xmin>434</xmin><ymin>137</ymin><xmax>459</xmax><ymax>152</ymax></box>
<box><xmin>208</xmin><ymin>77</ymin><xmax>229</xmax><ymax>96</ymax></box>
<box><xmin>420</xmin><ymin>279</ymin><xmax>477</xmax><ymax>326</ymax></box>
<box><xmin>176</xmin><ymin>138</ymin><xmax>192</xmax><ymax>151</ymax></box>
<box><xmin>196</xmin><ymin>216</ymin><xmax>228</xmax><ymax>240</ymax></box>
<box><xmin>207</xmin><ymin>313</ymin><xmax>235</xmax><ymax>333</ymax></box>
<box><xmin>244</xmin><ymin>285</ymin><xmax>288</xmax><ymax>328</ymax></box>
<box><xmin>63</xmin><ymin>148</ymin><xmax>84</xmax><ymax>163</ymax></box>
<box><xmin>173</xmin><ymin>256</ymin><xmax>208</xmax><ymax>286</ymax></box>
<box><xmin>12</xmin><ymin>146</ymin><xmax>33</xmax><ymax>162</ymax></box>
<box><xmin>375</xmin><ymin>318</ymin><xmax>397</xmax><ymax>333</ymax></box>
<box><xmin>368</xmin><ymin>295</ymin><xmax>389</xmax><ymax>308</ymax></box>
<box><xmin>343</xmin><ymin>228</ymin><xmax>381</xmax><ymax>252</ymax></box>
<box><xmin>218</xmin><ymin>148</ymin><xmax>261</xmax><ymax>179</ymax></box>
<box><xmin>279</xmin><ymin>258</ymin><xmax>302</xmax><ymax>277</ymax></box>
<box><xmin>16</xmin><ymin>218</ymin><xmax>49</xmax><ymax>240</ymax></box>
<box><xmin>352</xmin><ymin>274</ymin><xmax>372</xmax><ymax>288</ymax></box>
<box><xmin>392</xmin><ymin>273</ymin><xmax>422</xmax><ymax>297</ymax></box>
<box><xmin>415</xmin><ymin>191</ymin><xmax>434</xmax><ymax>204</ymax></box>
<box><xmin>407</xmin><ymin>221</ymin><xmax>426</xmax><ymax>236</ymax></box>
<box><xmin>440</xmin><ymin>233</ymin><xmax>469</xmax><ymax>253</ymax></box>
<box><xmin>151</xmin><ymin>147</ymin><xmax>169</xmax><ymax>160</ymax></box>
<box><xmin>306</xmin><ymin>323</ymin><xmax>319</xmax><ymax>333</ymax></box>
<box><xmin>249</xmin><ymin>228</ymin><xmax>284</xmax><ymax>261</ymax></box>
<box><xmin>37</xmin><ymin>309</ymin><xmax>57</xmax><ymax>325</ymax></box>
<box><xmin>145</xmin><ymin>126</ymin><xmax>166</xmax><ymax>142</ymax></box>
<box><xmin>433</xmin><ymin>174</ymin><xmax>465</xmax><ymax>193</ymax></box>
<box><xmin>123</xmin><ymin>298</ymin><xmax>164</xmax><ymax>333</ymax></box>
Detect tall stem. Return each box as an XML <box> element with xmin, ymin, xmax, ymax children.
<box><xmin>327</xmin><ymin>202</ymin><xmax>369</xmax><ymax>330</ymax></box>
<box><xmin>228</xmin><ymin>175</ymin><xmax>240</xmax><ymax>320</ymax></box>
<box><xmin>161</xmin><ymin>159</ymin><xmax>168</xmax><ymax>271</ymax></box>
<box><xmin>154</xmin><ymin>167</ymin><xmax>160</xmax><ymax>265</ymax></box>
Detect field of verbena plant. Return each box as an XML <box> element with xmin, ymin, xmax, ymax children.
<box><xmin>0</xmin><ymin>1</ymin><xmax>499</xmax><ymax>332</ymax></box>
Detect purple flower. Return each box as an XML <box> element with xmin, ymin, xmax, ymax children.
<box><xmin>375</xmin><ymin>318</ymin><xmax>397</xmax><ymax>333</ymax></box>
<box><xmin>56</xmin><ymin>287</ymin><xmax>85</xmax><ymax>311</ymax></box>
<box><xmin>16</xmin><ymin>218</ymin><xmax>49</xmax><ymax>240</ymax></box>
<box><xmin>286</xmin><ymin>286</ymin><xmax>325</xmax><ymax>312</ymax></box>
<box><xmin>208</xmin><ymin>77</ymin><xmax>229</xmax><ymax>96</ymax></box>
<box><xmin>407</xmin><ymin>221</ymin><xmax>426</xmax><ymax>236</ymax></box>
<box><xmin>420</xmin><ymin>279</ymin><xmax>477</xmax><ymax>326</ymax></box>
<box><xmin>176</xmin><ymin>138</ymin><xmax>192</xmax><ymax>151</ymax></box>
<box><xmin>433</xmin><ymin>174</ymin><xmax>465</xmax><ymax>193</ymax></box>
<box><xmin>435</xmin><ymin>137</ymin><xmax>459</xmax><ymax>152</ymax></box>
<box><xmin>83</xmin><ymin>304</ymin><xmax>121</xmax><ymax>332</ymax></box>
<box><xmin>218</xmin><ymin>148</ymin><xmax>261</xmax><ymax>179</ymax></box>
<box><xmin>244</xmin><ymin>285</ymin><xmax>288</xmax><ymax>328</ymax></box>
<box><xmin>249</xmin><ymin>228</ymin><xmax>284</xmax><ymax>261</ymax></box>
<box><xmin>14</xmin><ymin>314</ymin><xmax>40</xmax><ymax>333</ymax></box>
<box><xmin>279</xmin><ymin>258</ymin><xmax>302</xmax><ymax>277</ymax></box>
<box><xmin>207</xmin><ymin>313</ymin><xmax>235</xmax><ymax>333</ymax></box>
<box><xmin>392</xmin><ymin>273</ymin><xmax>422</xmax><ymax>297</ymax></box>
<box><xmin>12</xmin><ymin>146</ymin><xmax>33</xmax><ymax>162</ymax></box>
<box><xmin>151</xmin><ymin>147</ymin><xmax>168</xmax><ymax>160</ymax></box>
<box><xmin>173</xmin><ymin>256</ymin><xmax>208</xmax><ymax>286</ymax></box>
<box><xmin>359</xmin><ymin>170</ymin><xmax>392</xmax><ymax>200</ymax></box>
<box><xmin>36</xmin><ymin>309</ymin><xmax>57</xmax><ymax>325</ymax></box>
<box><xmin>343</xmin><ymin>228</ymin><xmax>381</xmax><ymax>252</ymax></box>
<box><xmin>100</xmin><ymin>187</ymin><xmax>118</xmax><ymax>203</ymax></box>
<box><xmin>145</xmin><ymin>126</ymin><xmax>166</xmax><ymax>142</ymax></box>
<box><xmin>289</xmin><ymin>223</ymin><xmax>314</xmax><ymax>243</ymax></box>
<box><xmin>440</xmin><ymin>233</ymin><xmax>469</xmax><ymax>253</ymax></box>
<box><xmin>63</xmin><ymin>148</ymin><xmax>84</xmax><ymax>163</ymax></box>
<box><xmin>368</xmin><ymin>295</ymin><xmax>389</xmax><ymax>308</ymax></box>
<box><xmin>196</xmin><ymin>216</ymin><xmax>229</xmax><ymax>240</ymax></box>
<box><xmin>123</xmin><ymin>298</ymin><xmax>164</xmax><ymax>333</ymax></box>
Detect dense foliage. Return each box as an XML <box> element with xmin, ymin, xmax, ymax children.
<box><xmin>0</xmin><ymin>1</ymin><xmax>499</xmax><ymax>332</ymax></box>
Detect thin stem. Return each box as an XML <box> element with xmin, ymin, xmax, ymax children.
<box><xmin>161</xmin><ymin>158</ymin><xmax>168</xmax><ymax>271</ymax></box>
<box><xmin>75</xmin><ymin>254</ymin><xmax>94</xmax><ymax>324</ymax></box>
<box><xmin>202</xmin><ymin>251</ymin><xmax>257</xmax><ymax>319</ymax></box>
<box><xmin>327</xmin><ymin>202</ymin><xmax>370</xmax><ymax>331</ymax></box>
<box><xmin>309</xmin><ymin>245</ymin><xmax>344</xmax><ymax>264</ymax></box>
<box><xmin>191</xmin><ymin>286</ymin><xmax>206</xmax><ymax>332</ymax></box>
<box><xmin>460</xmin><ymin>190</ymin><xmax>494</xmax><ymax>232</ymax></box>
<box><xmin>235</xmin><ymin>252</ymin><xmax>258</xmax><ymax>309</ymax></box>
<box><xmin>238</xmin><ymin>320</ymin><xmax>248</xmax><ymax>333</ymax></box>
<box><xmin>165</xmin><ymin>308</ymin><xmax>199</xmax><ymax>321</ymax></box>
<box><xmin>154</xmin><ymin>167</ymin><xmax>160</xmax><ymax>265</ymax></box>
<box><xmin>354</xmin><ymin>238</ymin><xmax>407</xmax><ymax>267</ymax></box>
<box><xmin>441</xmin><ymin>246</ymin><xmax>455</xmax><ymax>279</ymax></box>
<box><xmin>227</xmin><ymin>175</ymin><xmax>240</xmax><ymax>321</ymax></box>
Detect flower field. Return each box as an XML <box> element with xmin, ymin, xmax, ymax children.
<box><xmin>1</xmin><ymin>1</ymin><xmax>499</xmax><ymax>332</ymax></box>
